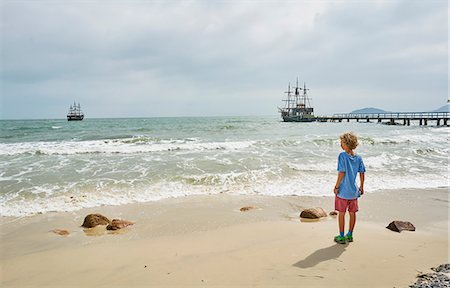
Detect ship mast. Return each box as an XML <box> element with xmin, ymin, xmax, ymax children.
<box><xmin>295</xmin><ymin>78</ymin><xmax>300</xmax><ymax>106</ymax></box>
<box><xmin>283</xmin><ymin>83</ymin><xmax>294</xmax><ymax>112</ymax></box>
<box><xmin>302</xmin><ymin>82</ymin><xmax>311</xmax><ymax>108</ymax></box>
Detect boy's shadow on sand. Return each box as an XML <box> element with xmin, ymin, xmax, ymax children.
<box><xmin>293</xmin><ymin>244</ymin><xmax>347</xmax><ymax>268</ymax></box>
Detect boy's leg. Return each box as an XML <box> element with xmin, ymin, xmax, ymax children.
<box><xmin>348</xmin><ymin>199</ymin><xmax>358</xmax><ymax>233</ymax></box>
<box><xmin>334</xmin><ymin>196</ymin><xmax>348</xmax><ymax>244</ymax></box>
<box><xmin>349</xmin><ymin>212</ymin><xmax>356</xmax><ymax>232</ymax></box>
<box><xmin>338</xmin><ymin>212</ymin><xmax>345</xmax><ymax>235</ymax></box>
<box><xmin>334</xmin><ymin>211</ymin><xmax>347</xmax><ymax>244</ymax></box>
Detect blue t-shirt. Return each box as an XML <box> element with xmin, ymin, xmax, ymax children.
<box><xmin>337</xmin><ymin>151</ymin><xmax>365</xmax><ymax>200</ymax></box>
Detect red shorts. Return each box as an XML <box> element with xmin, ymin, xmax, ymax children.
<box><xmin>335</xmin><ymin>196</ymin><xmax>358</xmax><ymax>213</ymax></box>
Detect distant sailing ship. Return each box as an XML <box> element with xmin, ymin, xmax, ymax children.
<box><xmin>67</xmin><ymin>102</ymin><xmax>84</xmax><ymax>121</ymax></box>
<box><xmin>279</xmin><ymin>79</ymin><xmax>315</xmax><ymax>122</ymax></box>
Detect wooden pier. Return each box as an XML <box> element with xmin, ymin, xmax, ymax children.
<box><xmin>316</xmin><ymin>112</ymin><xmax>449</xmax><ymax>126</ymax></box>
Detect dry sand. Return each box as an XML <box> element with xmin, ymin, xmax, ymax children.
<box><xmin>1</xmin><ymin>188</ymin><xmax>448</xmax><ymax>287</ymax></box>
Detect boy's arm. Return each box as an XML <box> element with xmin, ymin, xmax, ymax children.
<box><xmin>359</xmin><ymin>172</ymin><xmax>365</xmax><ymax>194</ymax></box>
<box><xmin>334</xmin><ymin>172</ymin><xmax>345</xmax><ymax>195</ymax></box>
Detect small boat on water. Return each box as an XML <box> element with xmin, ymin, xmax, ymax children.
<box><xmin>279</xmin><ymin>79</ymin><xmax>315</xmax><ymax>122</ymax></box>
<box><xmin>67</xmin><ymin>102</ymin><xmax>84</xmax><ymax>121</ymax></box>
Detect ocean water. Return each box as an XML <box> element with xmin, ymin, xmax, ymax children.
<box><xmin>0</xmin><ymin>116</ymin><xmax>448</xmax><ymax>217</ymax></box>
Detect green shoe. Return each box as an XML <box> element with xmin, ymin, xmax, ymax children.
<box><xmin>345</xmin><ymin>234</ymin><xmax>353</xmax><ymax>242</ymax></box>
<box><xmin>334</xmin><ymin>235</ymin><xmax>347</xmax><ymax>244</ymax></box>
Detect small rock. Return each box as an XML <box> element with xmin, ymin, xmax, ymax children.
<box><xmin>106</xmin><ymin>219</ymin><xmax>134</xmax><ymax>230</ymax></box>
<box><xmin>300</xmin><ymin>207</ymin><xmax>327</xmax><ymax>219</ymax></box>
<box><xmin>240</xmin><ymin>206</ymin><xmax>256</xmax><ymax>212</ymax></box>
<box><xmin>82</xmin><ymin>214</ymin><xmax>111</xmax><ymax>228</ymax></box>
<box><xmin>51</xmin><ymin>229</ymin><xmax>70</xmax><ymax>236</ymax></box>
<box><xmin>410</xmin><ymin>269</ymin><xmax>450</xmax><ymax>288</ymax></box>
<box><xmin>329</xmin><ymin>211</ymin><xmax>338</xmax><ymax>216</ymax></box>
<box><xmin>432</xmin><ymin>264</ymin><xmax>450</xmax><ymax>273</ymax></box>
<box><xmin>386</xmin><ymin>221</ymin><xmax>416</xmax><ymax>232</ymax></box>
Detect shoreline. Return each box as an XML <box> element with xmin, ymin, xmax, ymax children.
<box><xmin>1</xmin><ymin>188</ymin><xmax>448</xmax><ymax>287</ymax></box>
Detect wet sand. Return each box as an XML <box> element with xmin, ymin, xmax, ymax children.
<box><xmin>1</xmin><ymin>188</ymin><xmax>448</xmax><ymax>287</ymax></box>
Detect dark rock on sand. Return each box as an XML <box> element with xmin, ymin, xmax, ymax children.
<box><xmin>240</xmin><ymin>206</ymin><xmax>256</xmax><ymax>212</ymax></box>
<box><xmin>329</xmin><ymin>211</ymin><xmax>338</xmax><ymax>216</ymax></box>
<box><xmin>432</xmin><ymin>264</ymin><xmax>450</xmax><ymax>273</ymax></box>
<box><xmin>386</xmin><ymin>220</ymin><xmax>416</xmax><ymax>232</ymax></box>
<box><xmin>106</xmin><ymin>219</ymin><xmax>134</xmax><ymax>230</ymax></box>
<box><xmin>300</xmin><ymin>208</ymin><xmax>327</xmax><ymax>219</ymax></box>
<box><xmin>410</xmin><ymin>264</ymin><xmax>450</xmax><ymax>288</ymax></box>
<box><xmin>51</xmin><ymin>229</ymin><xmax>70</xmax><ymax>236</ymax></box>
<box><xmin>82</xmin><ymin>214</ymin><xmax>111</xmax><ymax>228</ymax></box>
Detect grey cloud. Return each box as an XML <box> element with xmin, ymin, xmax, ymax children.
<box><xmin>1</xmin><ymin>0</ymin><xmax>447</xmax><ymax>119</ymax></box>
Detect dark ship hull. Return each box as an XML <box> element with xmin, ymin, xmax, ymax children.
<box><xmin>67</xmin><ymin>115</ymin><xmax>84</xmax><ymax>121</ymax></box>
<box><xmin>282</xmin><ymin>115</ymin><xmax>316</xmax><ymax>122</ymax></box>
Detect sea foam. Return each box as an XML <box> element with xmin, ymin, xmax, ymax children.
<box><xmin>1</xmin><ymin>117</ymin><xmax>448</xmax><ymax>217</ymax></box>
<box><xmin>0</xmin><ymin>139</ymin><xmax>256</xmax><ymax>156</ymax></box>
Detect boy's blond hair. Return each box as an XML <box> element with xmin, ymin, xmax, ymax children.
<box><xmin>340</xmin><ymin>132</ymin><xmax>359</xmax><ymax>150</ymax></box>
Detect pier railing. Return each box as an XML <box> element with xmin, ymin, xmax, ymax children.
<box><xmin>331</xmin><ymin>112</ymin><xmax>449</xmax><ymax>120</ymax></box>
<box><xmin>315</xmin><ymin>112</ymin><xmax>449</xmax><ymax>126</ymax></box>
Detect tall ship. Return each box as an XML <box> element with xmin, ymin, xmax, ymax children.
<box><xmin>279</xmin><ymin>79</ymin><xmax>315</xmax><ymax>122</ymax></box>
<box><xmin>67</xmin><ymin>102</ymin><xmax>84</xmax><ymax>121</ymax></box>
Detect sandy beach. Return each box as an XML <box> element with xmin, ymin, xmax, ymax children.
<box><xmin>1</xmin><ymin>188</ymin><xmax>448</xmax><ymax>287</ymax></box>
<box><xmin>2</xmin><ymin>1</ymin><xmax>449</xmax><ymax>287</ymax></box>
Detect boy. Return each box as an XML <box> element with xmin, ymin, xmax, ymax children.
<box><xmin>334</xmin><ymin>132</ymin><xmax>365</xmax><ymax>244</ymax></box>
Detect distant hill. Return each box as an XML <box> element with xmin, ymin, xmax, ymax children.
<box><xmin>431</xmin><ymin>103</ymin><xmax>449</xmax><ymax>112</ymax></box>
<box><xmin>350</xmin><ymin>104</ymin><xmax>448</xmax><ymax>114</ymax></box>
<box><xmin>350</xmin><ymin>107</ymin><xmax>387</xmax><ymax>114</ymax></box>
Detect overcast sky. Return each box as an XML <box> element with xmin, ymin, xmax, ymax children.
<box><xmin>0</xmin><ymin>0</ymin><xmax>448</xmax><ymax>119</ymax></box>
